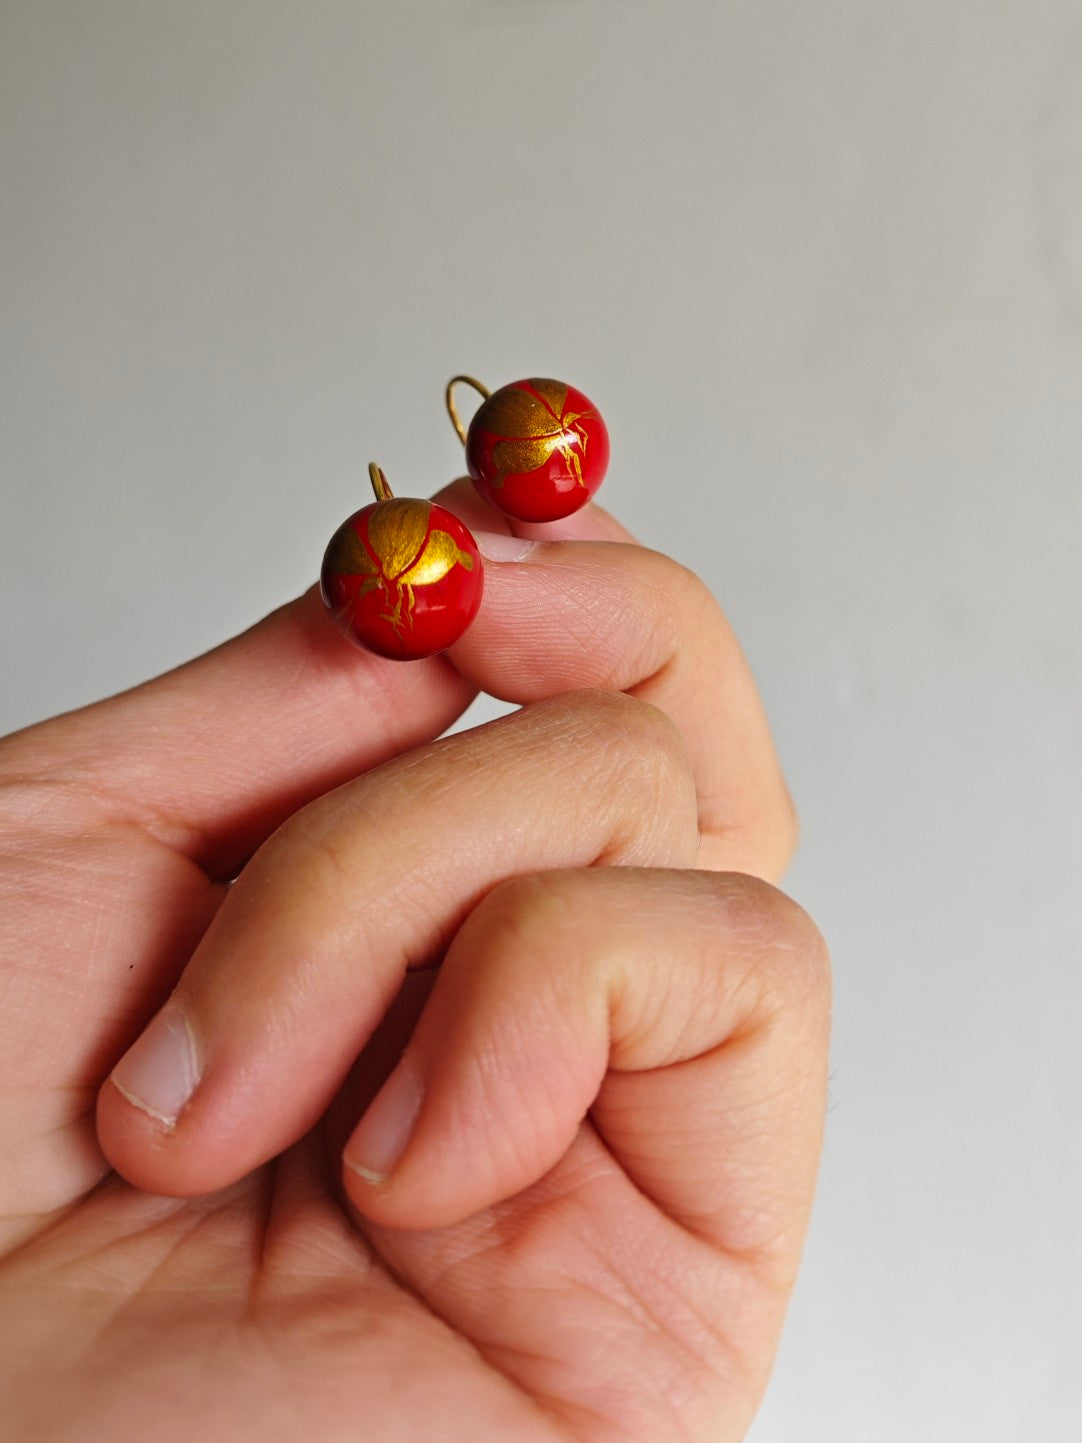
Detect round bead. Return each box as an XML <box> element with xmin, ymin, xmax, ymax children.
<box><xmin>320</xmin><ymin>498</ymin><xmax>483</xmax><ymax>660</ymax></box>
<box><xmin>465</xmin><ymin>378</ymin><xmax>609</xmax><ymax>522</ymax></box>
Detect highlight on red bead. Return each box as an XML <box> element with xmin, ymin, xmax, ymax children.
<box><xmin>463</xmin><ymin>377</ymin><xmax>609</xmax><ymax>522</ymax></box>
<box><xmin>320</xmin><ymin>487</ymin><xmax>483</xmax><ymax>661</ymax></box>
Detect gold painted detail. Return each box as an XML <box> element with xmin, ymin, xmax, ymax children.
<box><xmin>331</xmin><ymin>499</ymin><xmax>474</xmax><ymax>642</ymax></box>
<box><xmin>324</xmin><ymin>521</ymin><xmax>378</xmax><ymax>580</ymax></box>
<box><xmin>484</xmin><ymin>379</ymin><xmax>595</xmax><ymax>489</ymax></box>
<box><xmin>400</xmin><ymin>527</ymin><xmax>474</xmax><ymax>586</ymax></box>
<box><xmin>367</xmin><ymin>499</ymin><xmax>432</xmax><ymax>581</ymax></box>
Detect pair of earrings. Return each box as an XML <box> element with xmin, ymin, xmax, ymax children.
<box><xmin>320</xmin><ymin>376</ymin><xmax>609</xmax><ymax>660</ymax></box>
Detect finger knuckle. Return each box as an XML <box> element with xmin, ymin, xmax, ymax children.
<box><xmin>776</xmin><ymin>894</ymin><xmax>831</xmax><ymax>1011</ymax></box>
<box><xmin>771</xmin><ymin>784</ymin><xmax>802</xmax><ymax>876</ymax></box>
<box><xmin>470</xmin><ymin>870</ymin><xmax>580</xmax><ymax>951</ymax></box>
<box><xmin>567</xmin><ymin>687</ymin><xmax>692</xmax><ymax>773</ymax></box>
<box><xmin>717</xmin><ymin>873</ymin><xmax>832</xmax><ymax>1018</ymax></box>
<box><xmin>560</xmin><ymin>689</ymin><xmax>698</xmax><ymax>853</ymax></box>
<box><xmin>636</xmin><ymin>547</ymin><xmax>716</xmax><ymax>621</ymax></box>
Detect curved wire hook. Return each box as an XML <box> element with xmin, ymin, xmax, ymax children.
<box><xmin>445</xmin><ymin>374</ymin><xmax>492</xmax><ymax>446</ymax></box>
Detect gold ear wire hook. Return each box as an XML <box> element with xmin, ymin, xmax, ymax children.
<box><xmin>368</xmin><ymin>462</ymin><xmax>393</xmax><ymax>502</ymax></box>
<box><xmin>445</xmin><ymin>375</ymin><xmax>492</xmax><ymax>446</ymax></box>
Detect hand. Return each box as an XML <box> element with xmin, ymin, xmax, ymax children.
<box><xmin>0</xmin><ymin>484</ymin><xmax>828</xmax><ymax>1442</ymax></box>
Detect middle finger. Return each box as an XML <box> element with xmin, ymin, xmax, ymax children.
<box><xmin>97</xmin><ymin>690</ymin><xmax>699</xmax><ymax>1198</ymax></box>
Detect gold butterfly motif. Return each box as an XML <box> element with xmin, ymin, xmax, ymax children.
<box><xmin>325</xmin><ymin>501</ymin><xmax>474</xmax><ymax>639</ymax></box>
<box><xmin>484</xmin><ymin>379</ymin><xmax>595</xmax><ymax>489</ymax></box>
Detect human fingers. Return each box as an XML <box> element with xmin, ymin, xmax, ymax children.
<box><xmin>443</xmin><ymin>479</ymin><xmax>638</xmax><ymax>544</ymax></box>
<box><xmin>343</xmin><ymin>868</ymin><xmax>831</xmax><ymax>1256</ymax></box>
<box><xmin>2</xmin><ymin>473</ymin><xmax>789</xmax><ymax>885</ymax></box>
<box><xmin>354</xmin><ymin>870</ymin><xmax>829</xmax><ymax>1443</ymax></box>
<box><xmin>0</xmin><ymin>490</ymin><xmax>626</xmax><ymax>1102</ymax></box>
<box><xmin>0</xmin><ymin>588</ymin><xmax>474</xmax><ymax>878</ymax></box>
<box><xmin>97</xmin><ymin>692</ymin><xmax>700</xmax><ymax>1197</ymax></box>
<box><xmin>0</xmin><ymin>488</ymin><xmax>631</xmax><ymax>884</ymax></box>
<box><xmin>439</xmin><ymin>478</ymin><xmax>796</xmax><ymax>878</ymax></box>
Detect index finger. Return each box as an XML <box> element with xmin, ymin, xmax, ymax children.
<box><xmin>0</xmin><ymin>588</ymin><xmax>475</xmax><ymax>877</ymax></box>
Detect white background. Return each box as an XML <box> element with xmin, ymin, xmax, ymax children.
<box><xmin>2</xmin><ymin>3</ymin><xmax>1079</xmax><ymax>1438</ymax></box>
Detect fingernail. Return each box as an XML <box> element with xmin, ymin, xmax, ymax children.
<box><xmin>110</xmin><ymin>1000</ymin><xmax>201</xmax><ymax>1127</ymax></box>
<box><xmin>344</xmin><ymin>1052</ymin><xmax>424</xmax><ymax>1184</ymax></box>
<box><xmin>473</xmin><ymin>531</ymin><xmax>538</xmax><ymax>563</ymax></box>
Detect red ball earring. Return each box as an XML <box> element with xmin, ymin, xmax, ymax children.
<box><xmin>447</xmin><ymin>375</ymin><xmax>609</xmax><ymax>522</ymax></box>
<box><xmin>320</xmin><ymin>463</ymin><xmax>483</xmax><ymax>661</ymax></box>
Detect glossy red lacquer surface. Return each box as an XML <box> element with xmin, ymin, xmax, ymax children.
<box><xmin>465</xmin><ymin>378</ymin><xmax>609</xmax><ymax>522</ymax></box>
<box><xmin>320</xmin><ymin>498</ymin><xmax>483</xmax><ymax>660</ymax></box>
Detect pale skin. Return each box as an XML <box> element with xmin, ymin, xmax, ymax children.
<box><xmin>0</xmin><ymin>481</ymin><xmax>830</xmax><ymax>1442</ymax></box>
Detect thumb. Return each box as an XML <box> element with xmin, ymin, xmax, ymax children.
<box><xmin>343</xmin><ymin>868</ymin><xmax>830</xmax><ymax>1279</ymax></box>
